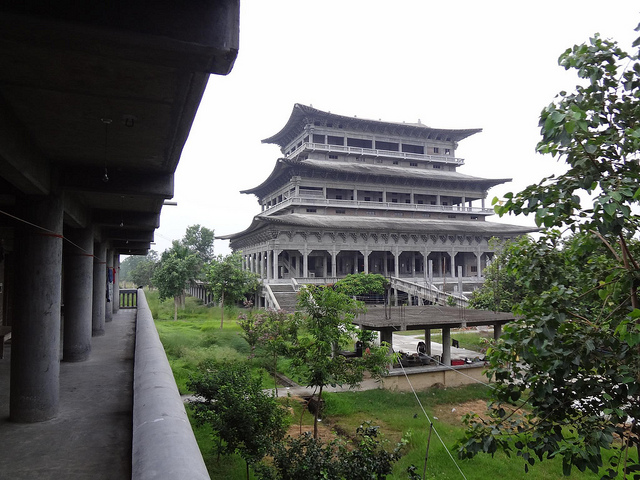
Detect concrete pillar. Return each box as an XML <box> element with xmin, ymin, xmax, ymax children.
<box><xmin>393</xmin><ymin>249</ymin><xmax>400</xmax><ymax>278</ymax></box>
<box><xmin>476</xmin><ymin>252</ymin><xmax>482</xmax><ymax>278</ymax></box>
<box><xmin>266</xmin><ymin>249</ymin><xmax>272</xmax><ymax>280</ymax></box>
<box><xmin>105</xmin><ymin>249</ymin><xmax>113</xmax><ymax>323</ymax></box>
<box><xmin>331</xmin><ymin>251</ymin><xmax>337</xmax><ymax>277</ymax></box>
<box><xmin>113</xmin><ymin>254</ymin><xmax>120</xmax><ymax>313</ymax></box>
<box><xmin>92</xmin><ymin>242</ymin><xmax>107</xmax><ymax>337</ymax></box>
<box><xmin>424</xmin><ymin>329</ymin><xmax>432</xmax><ymax>356</ymax></box>
<box><xmin>442</xmin><ymin>328</ymin><xmax>451</xmax><ymax>366</ymax></box>
<box><xmin>273</xmin><ymin>250</ymin><xmax>279</xmax><ymax>280</ymax></box>
<box><xmin>383</xmin><ymin>251</ymin><xmax>388</xmax><ymax>276</ymax></box>
<box><xmin>494</xmin><ymin>323</ymin><xmax>502</xmax><ymax>340</ymax></box>
<box><xmin>450</xmin><ymin>251</ymin><xmax>456</xmax><ymax>279</ymax></box>
<box><xmin>353</xmin><ymin>252</ymin><xmax>358</xmax><ymax>274</ymax></box>
<box><xmin>63</xmin><ymin>227</ymin><xmax>93</xmax><ymax>362</ymax></box>
<box><xmin>11</xmin><ymin>195</ymin><xmax>63</xmax><ymax>422</ymax></box>
<box><xmin>303</xmin><ymin>251</ymin><xmax>308</xmax><ymax>278</ymax></box>
<box><xmin>380</xmin><ymin>328</ymin><xmax>393</xmax><ymax>349</ymax></box>
<box><xmin>363</xmin><ymin>251</ymin><xmax>369</xmax><ymax>274</ymax></box>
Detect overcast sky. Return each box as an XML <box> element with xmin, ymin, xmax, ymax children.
<box><xmin>151</xmin><ymin>1</ymin><xmax>639</xmax><ymax>256</ymax></box>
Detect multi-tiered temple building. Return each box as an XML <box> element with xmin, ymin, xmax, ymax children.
<box><xmin>220</xmin><ymin>104</ymin><xmax>535</xmax><ymax>306</ymax></box>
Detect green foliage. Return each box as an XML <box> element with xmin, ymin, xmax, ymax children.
<box><xmin>461</xmin><ymin>29</ymin><xmax>640</xmax><ymax>478</ymax></box>
<box><xmin>182</xmin><ymin>224</ymin><xmax>215</xmax><ymax>265</ymax></box>
<box><xmin>333</xmin><ymin>273</ymin><xmax>389</xmax><ymax>296</ymax></box>
<box><xmin>207</xmin><ymin>252</ymin><xmax>261</xmax><ymax>328</ymax></box>
<box><xmin>119</xmin><ymin>250</ymin><xmax>158</xmax><ymax>287</ymax></box>
<box><xmin>255</xmin><ymin>422</ymin><xmax>407</xmax><ymax>480</ymax></box>
<box><xmin>293</xmin><ymin>285</ymin><xmax>392</xmax><ymax>438</ymax></box>
<box><xmin>188</xmin><ymin>361</ymin><xmax>288</xmax><ymax>478</ymax></box>
<box><xmin>468</xmin><ymin>239</ymin><xmax>525</xmax><ymax>312</ymax></box>
<box><xmin>153</xmin><ymin>251</ymin><xmax>197</xmax><ymax>302</ymax></box>
<box><xmin>237</xmin><ymin>309</ymin><xmax>298</xmax><ymax>395</ymax></box>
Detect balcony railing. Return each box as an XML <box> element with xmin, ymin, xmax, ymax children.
<box><xmin>286</xmin><ymin>142</ymin><xmax>465</xmax><ymax>165</ymax></box>
<box><xmin>119</xmin><ymin>289</ymin><xmax>138</xmax><ymax>309</ymax></box>
<box><xmin>264</xmin><ymin>195</ymin><xmax>494</xmax><ymax>215</ymax></box>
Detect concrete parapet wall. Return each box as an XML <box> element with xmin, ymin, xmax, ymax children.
<box><xmin>382</xmin><ymin>364</ymin><xmax>487</xmax><ymax>391</ymax></box>
<box><xmin>132</xmin><ymin>289</ymin><xmax>210</xmax><ymax>480</ymax></box>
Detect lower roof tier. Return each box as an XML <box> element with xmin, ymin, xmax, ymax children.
<box><xmin>219</xmin><ymin>212</ymin><xmax>538</xmax><ymax>246</ymax></box>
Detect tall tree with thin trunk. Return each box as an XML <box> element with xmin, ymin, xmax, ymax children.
<box><xmin>459</xmin><ymin>29</ymin><xmax>640</xmax><ymax>477</ymax></box>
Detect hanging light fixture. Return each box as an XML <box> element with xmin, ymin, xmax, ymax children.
<box><xmin>101</xmin><ymin>117</ymin><xmax>112</xmax><ymax>182</ymax></box>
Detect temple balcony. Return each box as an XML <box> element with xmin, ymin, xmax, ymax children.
<box><xmin>263</xmin><ymin>195</ymin><xmax>494</xmax><ymax>216</ymax></box>
<box><xmin>286</xmin><ymin>142</ymin><xmax>465</xmax><ymax>166</ymax></box>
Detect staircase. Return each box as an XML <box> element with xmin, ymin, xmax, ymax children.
<box><xmin>269</xmin><ymin>283</ymin><xmax>298</xmax><ymax>312</ymax></box>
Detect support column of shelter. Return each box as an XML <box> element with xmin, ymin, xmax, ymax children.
<box><xmin>62</xmin><ymin>227</ymin><xmax>93</xmax><ymax>362</ymax></box>
<box><xmin>105</xmin><ymin>249</ymin><xmax>113</xmax><ymax>323</ymax></box>
<box><xmin>10</xmin><ymin>195</ymin><xmax>64</xmax><ymax>422</ymax></box>
<box><xmin>441</xmin><ymin>328</ymin><xmax>451</xmax><ymax>366</ymax></box>
<box><xmin>92</xmin><ymin>242</ymin><xmax>107</xmax><ymax>336</ymax></box>
<box><xmin>424</xmin><ymin>329</ymin><xmax>432</xmax><ymax>356</ymax></box>
<box><xmin>494</xmin><ymin>323</ymin><xmax>502</xmax><ymax>341</ymax></box>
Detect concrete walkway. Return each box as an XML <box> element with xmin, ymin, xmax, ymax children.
<box><xmin>0</xmin><ymin>310</ymin><xmax>136</xmax><ymax>479</ymax></box>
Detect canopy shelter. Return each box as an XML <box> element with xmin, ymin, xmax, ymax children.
<box><xmin>354</xmin><ymin>305</ymin><xmax>515</xmax><ymax>366</ymax></box>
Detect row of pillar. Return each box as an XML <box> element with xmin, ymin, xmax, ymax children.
<box><xmin>243</xmin><ymin>248</ymin><xmax>485</xmax><ymax>280</ymax></box>
<box><xmin>9</xmin><ymin>196</ymin><xmax>119</xmax><ymax>422</ymax></box>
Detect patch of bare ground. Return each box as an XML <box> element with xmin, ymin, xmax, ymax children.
<box><xmin>433</xmin><ymin>399</ymin><xmax>490</xmax><ymax>425</ymax></box>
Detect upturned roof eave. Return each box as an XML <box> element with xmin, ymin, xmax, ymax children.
<box><xmin>262</xmin><ymin>104</ymin><xmax>482</xmax><ymax>148</ymax></box>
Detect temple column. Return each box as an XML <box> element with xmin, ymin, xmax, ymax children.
<box><xmin>362</xmin><ymin>250</ymin><xmax>370</xmax><ymax>274</ymax></box>
<box><xmin>331</xmin><ymin>250</ymin><xmax>337</xmax><ymax>277</ymax></box>
<box><xmin>63</xmin><ymin>227</ymin><xmax>93</xmax><ymax>362</ymax></box>
<box><xmin>476</xmin><ymin>252</ymin><xmax>482</xmax><ymax>278</ymax></box>
<box><xmin>273</xmin><ymin>249</ymin><xmax>280</xmax><ymax>279</ymax></box>
<box><xmin>302</xmin><ymin>250</ymin><xmax>309</xmax><ymax>278</ymax></box>
<box><xmin>266</xmin><ymin>248</ymin><xmax>272</xmax><ymax>280</ymax></box>
<box><xmin>11</xmin><ymin>195</ymin><xmax>63</xmax><ymax>422</ymax></box>
<box><xmin>393</xmin><ymin>248</ymin><xmax>400</xmax><ymax>278</ymax></box>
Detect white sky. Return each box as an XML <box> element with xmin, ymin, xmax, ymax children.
<box><xmin>152</xmin><ymin>1</ymin><xmax>639</xmax><ymax>257</ymax></box>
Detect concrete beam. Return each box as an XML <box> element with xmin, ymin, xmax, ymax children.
<box><xmin>102</xmin><ymin>229</ymin><xmax>154</xmax><ymax>242</ymax></box>
<box><xmin>93</xmin><ymin>210</ymin><xmax>160</xmax><ymax>229</ymax></box>
<box><xmin>61</xmin><ymin>170</ymin><xmax>175</xmax><ymax>199</ymax></box>
<box><xmin>0</xmin><ymin>95</ymin><xmax>50</xmax><ymax>195</ymax></box>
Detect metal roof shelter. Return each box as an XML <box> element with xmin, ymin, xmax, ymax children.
<box><xmin>354</xmin><ymin>305</ymin><xmax>515</xmax><ymax>366</ymax></box>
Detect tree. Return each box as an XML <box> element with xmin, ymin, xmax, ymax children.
<box><xmin>207</xmin><ymin>252</ymin><xmax>261</xmax><ymax>328</ymax></box>
<box><xmin>293</xmin><ymin>285</ymin><xmax>391</xmax><ymax>438</ymax></box>
<box><xmin>467</xmin><ymin>239</ymin><xmax>524</xmax><ymax>312</ymax></box>
<box><xmin>237</xmin><ymin>309</ymin><xmax>298</xmax><ymax>396</ymax></box>
<box><xmin>119</xmin><ymin>250</ymin><xmax>158</xmax><ymax>287</ymax></box>
<box><xmin>188</xmin><ymin>361</ymin><xmax>287</xmax><ymax>480</ymax></box>
<box><xmin>181</xmin><ymin>224</ymin><xmax>215</xmax><ymax>266</ymax></box>
<box><xmin>152</xmin><ymin>250</ymin><xmax>197</xmax><ymax>321</ymax></box>
<box><xmin>129</xmin><ymin>251</ymin><xmax>159</xmax><ymax>288</ymax></box>
<box><xmin>458</xmin><ymin>30</ymin><xmax>640</xmax><ymax>478</ymax></box>
<box><xmin>333</xmin><ymin>272</ymin><xmax>389</xmax><ymax>297</ymax></box>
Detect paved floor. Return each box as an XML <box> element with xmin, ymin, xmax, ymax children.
<box><xmin>0</xmin><ymin>310</ymin><xmax>136</xmax><ymax>479</ymax></box>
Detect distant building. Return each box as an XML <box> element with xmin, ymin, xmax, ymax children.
<box><xmin>219</xmin><ymin>104</ymin><xmax>535</xmax><ymax>305</ymax></box>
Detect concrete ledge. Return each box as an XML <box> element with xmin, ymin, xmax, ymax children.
<box><xmin>132</xmin><ymin>289</ymin><xmax>210</xmax><ymax>480</ymax></box>
<box><xmin>383</xmin><ymin>363</ymin><xmax>488</xmax><ymax>391</ymax></box>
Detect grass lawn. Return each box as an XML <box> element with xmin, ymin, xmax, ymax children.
<box><xmin>149</xmin><ymin>290</ymin><xmax>631</xmax><ymax>479</ymax></box>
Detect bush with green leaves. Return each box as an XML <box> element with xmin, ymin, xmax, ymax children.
<box><xmin>188</xmin><ymin>361</ymin><xmax>288</xmax><ymax>480</ymax></box>
<box><xmin>255</xmin><ymin>422</ymin><xmax>407</xmax><ymax>480</ymax></box>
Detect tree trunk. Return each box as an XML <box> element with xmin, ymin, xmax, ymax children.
<box><xmin>313</xmin><ymin>385</ymin><xmax>323</xmax><ymax>439</ymax></box>
<box><xmin>273</xmin><ymin>351</ymin><xmax>278</xmax><ymax>397</ymax></box>
<box><xmin>173</xmin><ymin>296</ymin><xmax>178</xmax><ymax>321</ymax></box>
<box><xmin>220</xmin><ymin>290</ymin><xmax>225</xmax><ymax>329</ymax></box>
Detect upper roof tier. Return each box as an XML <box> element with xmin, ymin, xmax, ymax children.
<box><xmin>262</xmin><ymin>104</ymin><xmax>482</xmax><ymax>152</ymax></box>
